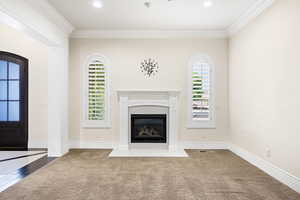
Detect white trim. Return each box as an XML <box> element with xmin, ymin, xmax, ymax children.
<box><xmin>114</xmin><ymin>90</ymin><xmax>181</xmax><ymax>153</ymax></box>
<box><xmin>81</xmin><ymin>54</ymin><xmax>112</xmax><ymax>129</ymax></box>
<box><xmin>0</xmin><ymin>6</ymin><xmax>57</xmax><ymax>46</ymax></box>
<box><xmin>128</xmin><ymin>100</ymin><xmax>169</xmax><ymax>108</ymax></box>
<box><xmin>186</xmin><ymin>121</ymin><xmax>216</xmax><ymax>129</ymax></box>
<box><xmin>28</xmin><ymin>140</ymin><xmax>48</xmax><ymax>149</ymax></box>
<box><xmin>187</xmin><ymin>54</ymin><xmax>216</xmax><ymax>129</ymax></box>
<box><xmin>227</xmin><ymin>0</ymin><xmax>275</xmax><ymax>36</ymax></box>
<box><xmin>81</xmin><ymin>121</ymin><xmax>111</xmax><ymax>129</ymax></box>
<box><xmin>70</xmin><ymin>1</ymin><xmax>275</xmax><ymax>39</ymax></box>
<box><xmin>229</xmin><ymin>144</ymin><xmax>300</xmax><ymax>193</ymax></box>
<box><xmin>0</xmin><ymin>0</ymin><xmax>73</xmax><ymax>46</ymax></box>
<box><xmin>71</xmin><ymin>29</ymin><xmax>228</xmax><ymax>39</ymax></box>
<box><xmin>181</xmin><ymin>141</ymin><xmax>300</xmax><ymax>193</ymax></box>
<box><xmin>69</xmin><ymin>140</ymin><xmax>113</xmax><ymax>149</ymax></box>
<box><xmin>117</xmin><ymin>89</ymin><xmax>180</xmax><ymax>94</ymax></box>
<box><xmin>26</xmin><ymin>0</ymin><xmax>74</xmax><ymax>34</ymax></box>
<box><xmin>181</xmin><ymin>141</ymin><xmax>228</xmax><ymax>150</ymax></box>
<box><xmin>0</xmin><ymin>0</ymin><xmax>272</xmax><ymax>40</ymax></box>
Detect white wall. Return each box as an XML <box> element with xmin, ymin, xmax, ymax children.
<box><xmin>0</xmin><ymin>22</ymin><xmax>48</xmax><ymax>148</ymax></box>
<box><xmin>69</xmin><ymin>38</ymin><xmax>229</xmax><ymax>148</ymax></box>
<box><xmin>229</xmin><ymin>0</ymin><xmax>300</xmax><ymax>178</ymax></box>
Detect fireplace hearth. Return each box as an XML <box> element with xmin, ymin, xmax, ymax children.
<box><xmin>131</xmin><ymin>114</ymin><xmax>167</xmax><ymax>143</ymax></box>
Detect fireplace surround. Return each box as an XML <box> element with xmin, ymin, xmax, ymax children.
<box><xmin>109</xmin><ymin>90</ymin><xmax>188</xmax><ymax>157</ymax></box>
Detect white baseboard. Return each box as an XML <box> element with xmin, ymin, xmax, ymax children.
<box><xmin>69</xmin><ymin>141</ymin><xmax>229</xmax><ymax>150</ymax></box>
<box><xmin>28</xmin><ymin>140</ymin><xmax>47</xmax><ymax>149</ymax></box>
<box><xmin>69</xmin><ymin>140</ymin><xmax>114</xmax><ymax>149</ymax></box>
<box><xmin>229</xmin><ymin>144</ymin><xmax>300</xmax><ymax>193</ymax></box>
<box><xmin>181</xmin><ymin>141</ymin><xmax>229</xmax><ymax>150</ymax></box>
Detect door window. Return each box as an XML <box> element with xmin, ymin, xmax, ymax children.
<box><xmin>0</xmin><ymin>60</ymin><xmax>20</xmax><ymax>121</ymax></box>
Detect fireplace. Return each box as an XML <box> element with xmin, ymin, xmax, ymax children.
<box><xmin>110</xmin><ymin>90</ymin><xmax>188</xmax><ymax>157</ymax></box>
<box><xmin>131</xmin><ymin>114</ymin><xmax>167</xmax><ymax>143</ymax></box>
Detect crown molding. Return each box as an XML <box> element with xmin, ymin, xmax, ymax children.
<box><xmin>70</xmin><ymin>0</ymin><xmax>275</xmax><ymax>39</ymax></box>
<box><xmin>71</xmin><ymin>29</ymin><xmax>228</xmax><ymax>39</ymax></box>
<box><xmin>0</xmin><ymin>0</ymin><xmax>74</xmax><ymax>46</ymax></box>
<box><xmin>25</xmin><ymin>0</ymin><xmax>74</xmax><ymax>34</ymax></box>
<box><xmin>0</xmin><ymin>3</ymin><xmax>58</xmax><ymax>46</ymax></box>
<box><xmin>0</xmin><ymin>0</ymin><xmax>273</xmax><ymax>40</ymax></box>
<box><xmin>227</xmin><ymin>0</ymin><xmax>275</xmax><ymax>36</ymax></box>
<box><xmin>65</xmin><ymin>0</ymin><xmax>277</xmax><ymax>39</ymax></box>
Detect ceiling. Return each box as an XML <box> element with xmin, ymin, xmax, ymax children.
<box><xmin>48</xmin><ymin>0</ymin><xmax>259</xmax><ymax>31</ymax></box>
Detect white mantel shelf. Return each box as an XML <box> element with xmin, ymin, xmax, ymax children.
<box><xmin>109</xmin><ymin>89</ymin><xmax>188</xmax><ymax>157</ymax></box>
<box><xmin>116</xmin><ymin>89</ymin><xmax>181</xmax><ymax>92</ymax></box>
<box><xmin>116</xmin><ymin>89</ymin><xmax>181</xmax><ymax>97</ymax></box>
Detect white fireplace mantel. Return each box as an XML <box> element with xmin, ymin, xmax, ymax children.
<box><xmin>109</xmin><ymin>89</ymin><xmax>188</xmax><ymax>157</ymax></box>
<box><xmin>117</xmin><ymin>89</ymin><xmax>180</xmax><ymax>96</ymax></box>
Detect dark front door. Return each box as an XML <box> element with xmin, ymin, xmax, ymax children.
<box><xmin>0</xmin><ymin>51</ymin><xmax>28</xmax><ymax>150</ymax></box>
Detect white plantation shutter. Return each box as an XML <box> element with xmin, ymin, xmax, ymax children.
<box><xmin>82</xmin><ymin>54</ymin><xmax>111</xmax><ymax>128</ymax></box>
<box><xmin>88</xmin><ymin>60</ymin><xmax>105</xmax><ymax>120</ymax></box>
<box><xmin>192</xmin><ymin>62</ymin><xmax>210</xmax><ymax>120</ymax></box>
<box><xmin>187</xmin><ymin>54</ymin><xmax>215</xmax><ymax>129</ymax></box>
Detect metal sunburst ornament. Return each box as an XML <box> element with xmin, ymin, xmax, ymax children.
<box><xmin>140</xmin><ymin>58</ymin><xmax>159</xmax><ymax>77</ymax></box>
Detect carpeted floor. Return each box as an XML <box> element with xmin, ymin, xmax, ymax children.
<box><xmin>0</xmin><ymin>150</ymin><xmax>299</xmax><ymax>200</ymax></box>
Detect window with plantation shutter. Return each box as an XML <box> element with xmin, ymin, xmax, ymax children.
<box><xmin>192</xmin><ymin>62</ymin><xmax>210</xmax><ymax>120</ymax></box>
<box><xmin>187</xmin><ymin>54</ymin><xmax>215</xmax><ymax>129</ymax></box>
<box><xmin>82</xmin><ymin>55</ymin><xmax>111</xmax><ymax>128</ymax></box>
<box><xmin>88</xmin><ymin>60</ymin><xmax>105</xmax><ymax>120</ymax></box>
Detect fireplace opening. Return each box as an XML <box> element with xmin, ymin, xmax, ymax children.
<box><xmin>131</xmin><ymin>114</ymin><xmax>167</xmax><ymax>143</ymax></box>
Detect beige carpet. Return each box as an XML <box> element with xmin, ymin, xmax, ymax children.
<box><xmin>0</xmin><ymin>150</ymin><xmax>299</xmax><ymax>200</ymax></box>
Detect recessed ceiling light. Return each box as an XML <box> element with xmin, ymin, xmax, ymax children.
<box><xmin>91</xmin><ymin>0</ymin><xmax>103</xmax><ymax>8</ymax></box>
<box><xmin>203</xmin><ymin>0</ymin><xmax>213</xmax><ymax>8</ymax></box>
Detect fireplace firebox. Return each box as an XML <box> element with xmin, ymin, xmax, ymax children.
<box><xmin>131</xmin><ymin>114</ymin><xmax>167</xmax><ymax>143</ymax></box>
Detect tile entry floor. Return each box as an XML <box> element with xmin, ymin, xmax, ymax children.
<box><xmin>0</xmin><ymin>151</ymin><xmax>50</xmax><ymax>192</ymax></box>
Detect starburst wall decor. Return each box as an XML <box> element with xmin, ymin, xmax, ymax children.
<box><xmin>140</xmin><ymin>58</ymin><xmax>159</xmax><ymax>77</ymax></box>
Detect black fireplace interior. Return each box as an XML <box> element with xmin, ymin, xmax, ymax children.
<box><xmin>131</xmin><ymin>114</ymin><xmax>167</xmax><ymax>143</ymax></box>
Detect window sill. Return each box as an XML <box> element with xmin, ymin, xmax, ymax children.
<box><xmin>186</xmin><ymin>121</ymin><xmax>216</xmax><ymax>129</ymax></box>
<box><xmin>81</xmin><ymin>120</ymin><xmax>112</xmax><ymax>129</ymax></box>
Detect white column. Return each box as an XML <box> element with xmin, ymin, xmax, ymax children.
<box><xmin>168</xmin><ymin>94</ymin><xmax>179</xmax><ymax>151</ymax></box>
<box><xmin>118</xmin><ymin>96</ymin><xmax>129</xmax><ymax>150</ymax></box>
<box><xmin>47</xmin><ymin>40</ymin><xmax>69</xmax><ymax>157</ymax></box>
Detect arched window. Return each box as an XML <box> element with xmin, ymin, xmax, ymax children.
<box><xmin>187</xmin><ymin>54</ymin><xmax>215</xmax><ymax>128</ymax></box>
<box><xmin>82</xmin><ymin>54</ymin><xmax>111</xmax><ymax>128</ymax></box>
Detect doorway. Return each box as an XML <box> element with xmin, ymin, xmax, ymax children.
<box><xmin>0</xmin><ymin>51</ymin><xmax>28</xmax><ymax>150</ymax></box>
